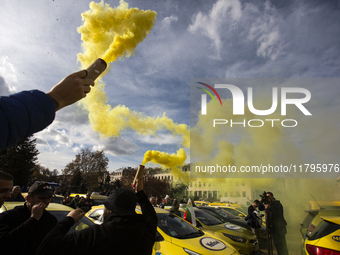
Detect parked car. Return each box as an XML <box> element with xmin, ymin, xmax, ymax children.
<box><xmin>86</xmin><ymin>205</ymin><xmax>240</xmax><ymax>255</ymax></box>
<box><xmin>300</xmin><ymin>208</ymin><xmax>340</xmax><ymax>255</ymax></box>
<box><xmin>178</xmin><ymin>207</ymin><xmax>259</xmax><ymax>255</ymax></box>
<box><xmin>1</xmin><ymin>202</ymin><xmax>94</xmax><ymax>234</ymax></box>
<box><xmin>198</xmin><ymin>206</ymin><xmax>267</xmax><ymax>246</ymax></box>
<box><xmin>304</xmin><ymin>216</ymin><xmax>340</xmax><ymax>254</ymax></box>
<box><xmin>194</xmin><ymin>201</ymin><xmax>209</xmax><ymax>206</ymax></box>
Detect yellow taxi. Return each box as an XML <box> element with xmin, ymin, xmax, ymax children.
<box><xmin>85</xmin><ymin>205</ymin><xmax>105</xmax><ymax>223</ymax></box>
<box><xmin>86</xmin><ymin>205</ymin><xmax>240</xmax><ymax>254</ymax></box>
<box><xmin>179</xmin><ymin>207</ymin><xmax>259</xmax><ymax>255</ymax></box>
<box><xmin>209</xmin><ymin>203</ymin><xmax>245</xmax><ymax>211</ymax></box>
<box><xmin>1</xmin><ymin>201</ymin><xmax>93</xmax><ymax>233</ymax></box>
<box><xmin>195</xmin><ymin>201</ymin><xmax>209</xmax><ymax>206</ymax></box>
<box><xmin>210</xmin><ymin>204</ymin><xmax>247</xmax><ymax>218</ymax></box>
<box><xmin>304</xmin><ymin>216</ymin><xmax>340</xmax><ymax>254</ymax></box>
<box><xmin>300</xmin><ymin>208</ymin><xmax>340</xmax><ymax>254</ymax></box>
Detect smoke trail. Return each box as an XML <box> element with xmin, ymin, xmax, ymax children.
<box><xmin>76</xmin><ymin>1</ymin><xmax>189</xmax><ymax>149</ymax></box>
<box><xmin>142</xmin><ymin>148</ymin><xmax>189</xmax><ymax>184</ymax></box>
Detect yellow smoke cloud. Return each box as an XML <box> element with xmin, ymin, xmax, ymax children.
<box><xmin>142</xmin><ymin>148</ymin><xmax>189</xmax><ymax>184</ymax></box>
<box><xmin>76</xmin><ymin>0</ymin><xmax>189</xmax><ymax>175</ymax></box>
<box><xmin>77</xmin><ymin>0</ymin><xmax>189</xmax><ymax>144</ymax></box>
<box><xmin>190</xmin><ymin>95</ymin><xmax>293</xmax><ymax>190</ymax></box>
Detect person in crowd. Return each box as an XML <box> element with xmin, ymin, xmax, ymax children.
<box><xmin>54</xmin><ymin>188</ymin><xmax>61</xmax><ymax>195</ymax></box>
<box><xmin>63</xmin><ymin>188</ymin><xmax>71</xmax><ymax>197</ymax></box>
<box><xmin>84</xmin><ymin>193</ymin><xmax>94</xmax><ymax>210</ymax></box>
<box><xmin>169</xmin><ymin>199</ymin><xmax>181</xmax><ymax>217</ymax></box>
<box><xmin>157</xmin><ymin>196</ymin><xmax>162</xmax><ymax>205</ymax></box>
<box><xmin>0</xmin><ymin>182</ymin><xmax>57</xmax><ymax>255</ymax></box>
<box><xmin>21</xmin><ymin>181</ymin><xmax>31</xmax><ymax>193</ymax></box>
<box><xmin>7</xmin><ymin>185</ymin><xmax>25</xmax><ymax>202</ymax></box>
<box><xmin>245</xmin><ymin>199</ymin><xmax>261</xmax><ymax>240</ymax></box>
<box><xmin>0</xmin><ymin>70</ymin><xmax>94</xmax><ymax>151</ymax></box>
<box><xmin>37</xmin><ymin>177</ymin><xmax>157</xmax><ymax>255</ymax></box>
<box><xmin>0</xmin><ymin>171</ymin><xmax>13</xmax><ymax>207</ymax></box>
<box><xmin>149</xmin><ymin>196</ymin><xmax>158</xmax><ymax>207</ymax></box>
<box><xmin>76</xmin><ymin>196</ymin><xmax>87</xmax><ymax>210</ymax></box>
<box><xmin>63</xmin><ymin>196</ymin><xmax>75</xmax><ymax>209</ymax></box>
<box><xmin>259</xmin><ymin>192</ymin><xmax>288</xmax><ymax>255</ymax></box>
<box><xmin>105</xmin><ymin>189</ymin><xmax>111</xmax><ymax>196</ymax></box>
<box><xmin>67</xmin><ymin>194</ymin><xmax>80</xmax><ymax>209</ymax></box>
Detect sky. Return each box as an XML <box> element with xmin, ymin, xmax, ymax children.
<box><xmin>0</xmin><ymin>0</ymin><xmax>339</xmax><ymax>174</ymax></box>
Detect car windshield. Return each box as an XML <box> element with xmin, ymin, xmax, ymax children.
<box><xmin>195</xmin><ymin>210</ymin><xmax>224</xmax><ymax>226</ymax></box>
<box><xmin>88</xmin><ymin>209</ymin><xmax>104</xmax><ymax>222</ymax></box>
<box><xmin>308</xmin><ymin>219</ymin><xmax>340</xmax><ymax>240</ymax></box>
<box><xmin>50</xmin><ymin>211</ymin><xmax>94</xmax><ymax>234</ymax></box>
<box><xmin>214</xmin><ymin>209</ymin><xmax>239</xmax><ymax>219</ymax></box>
<box><xmin>157</xmin><ymin>213</ymin><xmax>204</xmax><ymax>239</ymax></box>
<box><xmin>221</xmin><ymin>208</ymin><xmax>242</xmax><ymax>217</ymax></box>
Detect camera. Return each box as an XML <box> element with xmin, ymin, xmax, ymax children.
<box><xmin>260</xmin><ymin>191</ymin><xmax>270</xmax><ymax>204</ymax></box>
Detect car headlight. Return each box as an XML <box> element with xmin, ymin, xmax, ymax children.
<box><xmin>183</xmin><ymin>248</ymin><xmax>202</xmax><ymax>255</ymax></box>
<box><xmin>222</xmin><ymin>233</ymin><xmax>247</xmax><ymax>243</ymax></box>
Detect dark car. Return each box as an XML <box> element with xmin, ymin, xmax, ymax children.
<box><xmin>198</xmin><ymin>206</ymin><xmax>267</xmax><ymax>246</ymax></box>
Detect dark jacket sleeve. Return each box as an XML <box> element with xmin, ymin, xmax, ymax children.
<box><xmin>0</xmin><ymin>211</ymin><xmax>39</xmax><ymax>252</ymax></box>
<box><xmin>136</xmin><ymin>190</ymin><xmax>158</xmax><ymax>254</ymax></box>
<box><xmin>36</xmin><ymin>217</ymin><xmax>77</xmax><ymax>255</ymax></box>
<box><xmin>136</xmin><ymin>190</ymin><xmax>157</xmax><ymax>231</ymax></box>
<box><xmin>0</xmin><ymin>90</ymin><xmax>55</xmax><ymax>150</ymax></box>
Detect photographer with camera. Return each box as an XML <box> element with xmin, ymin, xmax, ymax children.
<box><xmin>259</xmin><ymin>191</ymin><xmax>288</xmax><ymax>255</ymax></box>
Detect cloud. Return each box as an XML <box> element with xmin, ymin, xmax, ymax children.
<box><xmin>0</xmin><ymin>56</ymin><xmax>18</xmax><ymax>93</ymax></box>
<box><xmin>93</xmin><ymin>137</ymin><xmax>138</xmax><ymax>156</ymax></box>
<box><xmin>0</xmin><ymin>76</ymin><xmax>10</xmax><ymax>96</ymax></box>
<box><xmin>137</xmin><ymin>134</ymin><xmax>182</xmax><ymax>145</ymax></box>
<box><xmin>247</xmin><ymin>2</ymin><xmax>284</xmax><ymax>60</ymax></box>
<box><xmin>188</xmin><ymin>0</ymin><xmax>242</xmax><ymax>59</ymax></box>
<box><xmin>161</xmin><ymin>15</ymin><xmax>178</xmax><ymax>29</ymax></box>
<box><xmin>36</xmin><ymin>126</ymin><xmax>73</xmax><ymax>148</ymax></box>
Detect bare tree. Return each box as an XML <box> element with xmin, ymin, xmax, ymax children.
<box><xmin>63</xmin><ymin>148</ymin><xmax>108</xmax><ymax>191</ymax></box>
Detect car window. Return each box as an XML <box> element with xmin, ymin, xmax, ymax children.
<box><xmin>88</xmin><ymin>209</ymin><xmax>104</xmax><ymax>221</ymax></box>
<box><xmin>195</xmin><ymin>210</ymin><xmax>224</xmax><ymax>226</ymax></box>
<box><xmin>49</xmin><ymin>211</ymin><xmax>94</xmax><ymax>234</ymax></box>
<box><xmin>157</xmin><ymin>213</ymin><xmax>204</xmax><ymax>239</ymax></box>
<box><xmin>214</xmin><ymin>209</ymin><xmax>238</xmax><ymax>219</ymax></box>
<box><xmin>221</xmin><ymin>208</ymin><xmax>240</xmax><ymax>217</ymax></box>
<box><xmin>308</xmin><ymin>220</ymin><xmax>340</xmax><ymax>240</ymax></box>
<box><xmin>200</xmin><ymin>209</ymin><xmax>225</xmax><ymax>221</ymax></box>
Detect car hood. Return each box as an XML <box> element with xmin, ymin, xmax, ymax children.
<box><xmin>205</xmin><ymin>223</ymin><xmax>256</xmax><ymax>239</ymax></box>
<box><xmin>170</xmin><ymin>233</ymin><xmax>239</xmax><ymax>254</ymax></box>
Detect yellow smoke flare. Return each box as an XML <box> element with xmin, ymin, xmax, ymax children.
<box><xmin>142</xmin><ymin>148</ymin><xmax>189</xmax><ymax>184</ymax></box>
<box><xmin>76</xmin><ymin>0</ymin><xmax>189</xmax><ymax>149</ymax></box>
